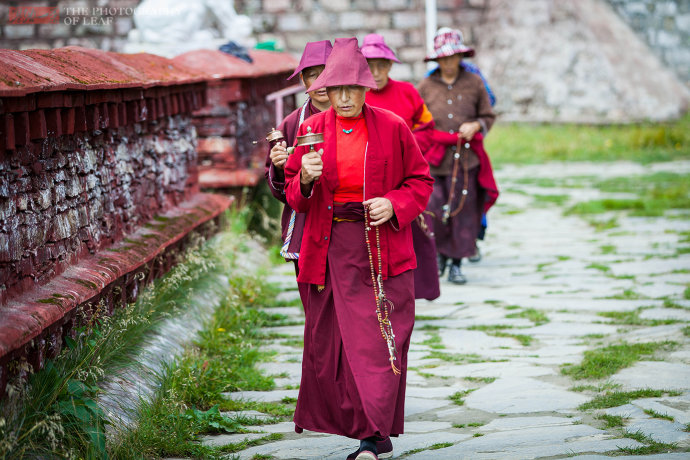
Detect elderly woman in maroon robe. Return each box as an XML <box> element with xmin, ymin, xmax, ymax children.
<box><xmin>361</xmin><ymin>33</ymin><xmax>440</xmax><ymax>302</ymax></box>
<box><xmin>417</xmin><ymin>28</ymin><xmax>498</xmax><ymax>285</ymax></box>
<box><xmin>284</xmin><ymin>37</ymin><xmax>433</xmax><ymax>460</ymax></box>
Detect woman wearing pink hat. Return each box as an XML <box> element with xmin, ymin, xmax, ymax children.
<box><xmin>360</xmin><ymin>33</ymin><xmax>441</xmax><ymax>302</ymax></box>
<box><xmin>418</xmin><ymin>28</ymin><xmax>499</xmax><ymax>285</ymax></box>
<box><xmin>264</xmin><ymin>40</ymin><xmax>333</xmax><ymax>303</ymax></box>
<box><xmin>284</xmin><ymin>37</ymin><xmax>433</xmax><ymax>460</ymax></box>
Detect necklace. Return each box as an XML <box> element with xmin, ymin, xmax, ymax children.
<box><xmin>337</xmin><ymin>116</ymin><xmax>362</xmax><ymax>134</ymax></box>
<box><xmin>364</xmin><ymin>206</ymin><xmax>401</xmax><ymax>376</ymax></box>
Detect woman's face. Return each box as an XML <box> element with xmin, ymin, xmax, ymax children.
<box><xmin>437</xmin><ymin>54</ymin><xmax>462</xmax><ymax>80</ymax></box>
<box><xmin>327</xmin><ymin>85</ymin><xmax>368</xmax><ymax>117</ymax></box>
<box><xmin>302</xmin><ymin>65</ymin><xmax>329</xmax><ymax>106</ymax></box>
<box><xmin>367</xmin><ymin>58</ymin><xmax>393</xmax><ymax>90</ymax></box>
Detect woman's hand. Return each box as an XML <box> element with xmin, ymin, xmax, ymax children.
<box><xmin>458</xmin><ymin>120</ymin><xmax>481</xmax><ymax>140</ymax></box>
<box><xmin>363</xmin><ymin>197</ymin><xmax>394</xmax><ymax>226</ymax></box>
<box><xmin>270</xmin><ymin>141</ymin><xmax>289</xmax><ymax>168</ymax></box>
<box><xmin>300</xmin><ymin>148</ymin><xmax>324</xmax><ymax>184</ymax></box>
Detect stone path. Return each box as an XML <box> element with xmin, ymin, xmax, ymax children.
<box><xmin>208</xmin><ymin>161</ymin><xmax>690</xmax><ymax>459</ymax></box>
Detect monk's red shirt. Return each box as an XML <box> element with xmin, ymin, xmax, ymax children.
<box><xmin>365</xmin><ymin>79</ymin><xmax>431</xmax><ymax>130</ymax></box>
<box><xmin>284</xmin><ymin>104</ymin><xmax>434</xmax><ymax>286</ymax></box>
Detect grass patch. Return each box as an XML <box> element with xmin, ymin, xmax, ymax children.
<box><xmin>587</xmin><ymin>217</ymin><xmax>619</xmax><ymax>231</ymax></box>
<box><xmin>570</xmin><ymin>381</ymin><xmax>621</xmax><ymax>392</ymax></box>
<box><xmin>506</xmin><ymin>308</ymin><xmax>549</xmax><ymax>325</ymax></box>
<box><xmin>602</xmin><ymin>288</ymin><xmax>644</xmax><ymax>300</ymax></box>
<box><xmin>467</xmin><ymin>324</ymin><xmax>514</xmax><ymax>331</ymax></box>
<box><xmin>682</xmin><ymin>326</ymin><xmax>690</xmax><ymax>337</ymax></box>
<box><xmin>579</xmin><ymin>389</ymin><xmax>682</xmax><ymax>410</ymax></box>
<box><xmin>420</xmin><ymin>331</ymin><xmax>444</xmax><ymax>349</ymax></box>
<box><xmin>643</xmin><ymin>408</ymin><xmax>674</xmax><ymax>422</ymax></box>
<box><xmin>449</xmin><ymin>389</ymin><xmax>475</xmax><ymax>406</ymax></box>
<box><xmin>586</xmin><ymin>263</ymin><xmax>611</xmax><ymax>273</ymax></box>
<box><xmin>533</xmin><ymin>194</ymin><xmax>569</xmax><ymax>206</ymax></box>
<box><xmin>404</xmin><ymin>442</ymin><xmax>454</xmax><ymax>455</ymax></box>
<box><xmin>416</xmin><ymin>315</ymin><xmax>443</xmax><ymax>321</ymax></box>
<box><xmin>620</xmin><ymin>430</ymin><xmax>678</xmax><ymax>455</ymax></box>
<box><xmin>597</xmin><ymin>309</ymin><xmax>682</xmax><ymax>326</ymax></box>
<box><xmin>464</xmin><ymin>376</ymin><xmax>497</xmax><ymax>384</ymax></box>
<box><xmin>422</xmin><ymin>351</ymin><xmax>490</xmax><ymax>364</ymax></box>
<box><xmin>492</xmin><ymin>331</ymin><xmax>534</xmax><ymax>346</ymax></box>
<box><xmin>595</xmin><ymin>413</ymin><xmax>627</xmax><ymax>428</ymax></box>
<box><xmin>562</xmin><ymin>341</ymin><xmax>676</xmax><ymax>380</ymax></box>
<box><xmin>486</xmin><ymin>114</ymin><xmax>690</xmax><ymax>166</ymax></box>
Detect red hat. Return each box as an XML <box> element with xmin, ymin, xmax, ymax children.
<box><xmin>424</xmin><ymin>27</ymin><xmax>475</xmax><ymax>61</ymax></box>
<box><xmin>287</xmin><ymin>40</ymin><xmax>333</xmax><ymax>80</ymax></box>
<box><xmin>305</xmin><ymin>37</ymin><xmax>378</xmax><ymax>92</ymax></box>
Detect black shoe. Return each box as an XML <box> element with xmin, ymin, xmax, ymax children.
<box><xmin>468</xmin><ymin>245</ymin><xmax>482</xmax><ymax>263</ymax></box>
<box><xmin>346</xmin><ymin>437</ymin><xmax>392</xmax><ymax>459</ymax></box>
<box><xmin>437</xmin><ymin>254</ymin><xmax>448</xmax><ymax>277</ymax></box>
<box><xmin>448</xmin><ymin>265</ymin><xmax>467</xmax><ymax>284</ymax></box>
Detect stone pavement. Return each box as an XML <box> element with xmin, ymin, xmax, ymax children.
<box><xmin>208</xmin><ymin>161</ymin><xmax>690</xmax><ymax>459</ymax></box>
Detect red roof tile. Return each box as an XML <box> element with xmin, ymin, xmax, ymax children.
<box><xmin>0</xmin><ymin>46</ymin><xmax>206</xmax><ymax>97</ymax></box>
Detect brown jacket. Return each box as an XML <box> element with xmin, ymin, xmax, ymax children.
<box><xmin>418</xmin><ymin>67</ymin><xmax>495</xmax><ymax>175</ymax></box>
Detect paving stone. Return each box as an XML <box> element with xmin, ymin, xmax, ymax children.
<box><xmin>611</xmin><ymin>361</ymin><xmax>690</xmax><ymax>391</ymax></box>
<box><xmin>626</xmin><ymin>417</ymin><xmax>689</xmax><ymax>444</ymax></box>
<box><xmin>403</xmin><ymin>420</ymin><xmax>454</xmax><ymax>432</ymax></box>
<box><xmin>437</xmin><ymin>329</ymin><xmax>518</xmax><ymax>352</ymax></box>
<box><xmin>404</xmin><ymin>396</ymin><xmax>452</xmax><ymax>416</ymax></box>
<box><xmin>223</xmin><ymin>389</ymin><xmax>299</xmax><ymax>403</ymax></box>
<box><xmin>249</xmin><ymin>421</ymin><xmax>296</xmax><ymax>433</ymax></box>
<box><xmin>574</xmin><ymin>454</ymin><xmax>690</xmax><ymax>459</ymax></box>
<box><xmin>639</xmin><ymin>307</ymin><xmax>690</xmax><ymax>321</ymax></box>
<box><xmin>464</xmin><ymin>377</ymin><xmax>589</xmax><ymax>413</ymax></box>
<box><xmin>632</xmin><ymin>396</ymin><xmax>690</xmax><ymax>425</ymax></box>
<box><xmin>200</xmin><ymin>432</ymin><xmax>267</xmax><ymax>447</ymax></box>
<box><xmin>222</xmin><ymin>410</ymin><xmax>277</xmax><ymax>421</ymax></box>
<box><xmin>235</xmin><ymin>434</ymin><xmax>357</xmax><ymax>459</ymax></box>
<box><xmin>405</xmin><ymin>384</ymin><xmax>471</xmax><ymax>399</ymax></box>
<box><xmin>256</xmin><ymin>362</ymin><xmax>302</xmax><ymax>381</ymax></box>
<box><xmin>520</xmin><ymin>321</ymin><xmax>618</xmax><ymax>337</ymax></box>
<box><xmin>405</xmin><ymin>425</ymin><xmax>641</xmax><ymax>460</ymax></box>
<box><xmin>482</xmin><ymin>415</ymin><xmax>582</xmax><ymax>431</ymax></box>
<box><xmin>421</xmin><ymin>361</ymin><xmax>555</xmax><ymax>379</ymax></box>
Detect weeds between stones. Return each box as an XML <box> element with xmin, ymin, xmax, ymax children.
<box><xmin>562</xmin><ymin>341</ymin><xmax>677</xmax><ymax>380</ymax></box>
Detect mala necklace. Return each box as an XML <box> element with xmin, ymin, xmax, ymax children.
<box><xmin>364</xmin><ymin>206</ymin><xmax>401</xmax><ymax>375</ymax></box>
<box><xmin>441</xmin><ymin>141</ymin><xmax>470</xmax><ymax>224</ymax></box>
<box><xmin>337</xmin><ymin>116</ymin><xmax>363</xmax><ymax>134</ymax></box>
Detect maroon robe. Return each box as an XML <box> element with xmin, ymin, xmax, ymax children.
<box><xmin>284</xmin><ymin>105</ymin><xmax>433</xmax><ymax>439</ymax></box>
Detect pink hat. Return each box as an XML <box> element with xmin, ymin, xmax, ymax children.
<box><xmin>424</xmin><ymin>27</ymin><xmax>475</xmax><ymax>61</ymax></box>
<box><xmin>360</xmin><ymin>33</ymin><xmax>400</xmax><ymax>63</ymax></box>
<box><xmin>306</xmin><ymin>37</ymin><xmax>378</xmax><ymax>92</ymax></box>
<box><xmin>287</xmin><ymin>40</ymin><xmax>333</xmax><ymax>80</ymax></box>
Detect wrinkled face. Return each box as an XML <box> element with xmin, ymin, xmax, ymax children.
<box><xmin>367</xmin><ymin>58</ymin><xmax>393</xmax><ymax>90</ymax></box>
<box><xmin>437</xmin><ymin>54</ymin><xmax>462</xmax><ymax>79</ymax></box>
<box><xmin>327</xmin><ymin>85</ymin><xmax>368</xmax><ymax>117</ymax></box>
<box><xmin>301</xmin><ymin>65</ymin><xmax>328</xmax><ymax>105</ymax></box>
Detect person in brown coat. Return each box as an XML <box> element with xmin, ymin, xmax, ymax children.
<box><xmin>418</xmin><ymin>28</ymin><xmax>498</xmax><ymax>284</ymax></box>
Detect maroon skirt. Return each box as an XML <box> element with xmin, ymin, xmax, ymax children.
<box><xmin>411</xmin><ymin>214</ymin><xmax>440</xmax><ymax>300</ymax></box>
<box><xmin>427</xmin><ymin>165</ymin><xmax>483</xmax><ymax>260</ymax></box>
<box><xmin>294</xmin><ymin>205</ymin><xmax>415</xmax><ymax>439</ymax></box>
